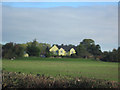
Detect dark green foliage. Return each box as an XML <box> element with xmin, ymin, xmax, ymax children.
<box><xmin>87</xmin><ymin>44</ymin><xmax>102</xmax><ymax>59</ymax></box>
<box><xmin>118</xmin><ymin>47</ymin><xmax>120</xmax><ymax>61</ymax></box>
<box><xmin>26</xmin><ymin>39</ymin><xmax>40</xmax><ymax>56</ymax></box>
<box><xmin>76</xmin><ymin>39</ymin><xmax>102</xmax><ymax>59</ymax></box>
<box><xmin>2</xmin><ymin>38</ymin><xmax>118</xmax><ymax>62</ymax></box>
<box><xmin>45</xmin><ymin>46</ymin><xmax>50</xmax><ymax>57</ymax></box>
<box><xmin>0</xmin><ymin>43</ymin><xmax>2</xmax><ymax>58</ymax></box>
<box><xmin>14</xmin><ymin>44</ymin><xmax>24</xmax><ymax>57</ymax></box>
<box><xmin>38</xmin><ymin>43</ymin><xmax>50</xmax><ymax>55</ymax></box>
<box><xmin>2</xmin><ymin>42</ymin><xmax>14</xmax><ymax>59</ymax></box>
<box><xmin>2</xmin><ymin>42</ymin><xmax>24</xmax><ymax>59</ymax></box>
<box><xmin>101</xmin><ymin>48</ymin><xmax>118</xmax><ymax>62</ymax></box>
<box><xmin>80</xmin><ymin>39</ymin><xmax>95</xmax><ymax>47</ymax></box>
<box><xmin>76</xmin><ymin>39</ymin><xmax>118</xmax><ymax>62</ymax></box>
<box><xmin>2</xmin><ymin>71</ymin><xmax>119</xmax><ymax>88</ymax></box>
<box><xmin>76</xmin><ymin>44</ymin><xmax>91</xmax><ymax>58</ymax></box>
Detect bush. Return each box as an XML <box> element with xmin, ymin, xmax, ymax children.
<box><xmin>2</xmin><ymin>71</ymin><xmax>119</xmax><ymax>88</ymax></box>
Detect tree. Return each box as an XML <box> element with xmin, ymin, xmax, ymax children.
<box><xmin>26</xmin><ymin>39</ymin><xmax>40</xmax><ymax>56</ymax></box>
<box><xmin>2</xmin><ymin>42</ymin><xmax>15</xmax><ymax>59</ymax></box>
<box><xmin>2</xmin><ymin>42</ymin><xmax>24</xmax><ymax>59</ymax></box>
<box><xmin>80</xmin><ymin>39</ymin><xmax>95</xmax><ymax>48</ymax></box>
<box><xmin>20</xmin><ymin>43</ymin><xmax>28</xmax><ymax>51</ymax></box>
<box><xmin>68</xmin><ymin>44</ymin><xmax>75</xmax><ymax>47</ymax></box>
<box><xmin>14</xmin><ymin>44</ymin><xmax>24</xmax><ymax>57</ymax></box>
<box><xmin>87</xmin><ymin>44</ymin><xmax>102</xmax><ymax>59</ymax></box>
<box><xmin>79</xmin><ymin>39</ymin><xmax>102</xmax><ymax>59</ymax></box>
<box><xmin>76</xmin><ymin>44</ymin><xmax>91</xmax><ymax>58</ymax></box>
<box><xmin>0</xmin><ymin>44</ymin><xmax>2</xmax><ymax>58</ymax></box>
<box><xmin>45</xmin><ymin>46</ymin><xmax>50</xmax><ymax>57</ymax></box>
<box><xmin>112</xmin><ymin>49</ymin><xmax>118</xmax><ymax>62</ymax></box>
<box><xmin>118</xmin><ymin>47</ymin><xmax>120</xmax><ymax>61</ymax></box>
<box><xmin>101</xmin><ymin>48</ymin><xmax>118</xmax><ymax>62</ymax></box>
<box><xmin>38</xmin><ymin>43</ymin><xmax>51</xmax><ymax>55</ymax></box>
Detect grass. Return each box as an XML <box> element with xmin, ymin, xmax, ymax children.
<box><xmin>2</xmin><ymin>57</ymin><xmax>118</xmax><ymax>81</ymax></box>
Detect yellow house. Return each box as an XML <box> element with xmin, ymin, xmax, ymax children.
<box><xmin>49</xmin><ymin>45</ymin><xmax>59</xmax><ymax>55</ymax></box>
<box><xmin>70</xmin><ymin>48</ymin><xmax>76</xmax><ymax>55</ymax></box>
<box><xmin>59</xmin><ymin>48</ymin><xmax>66</xmax><ymax>56</ymax></box>
<box><xmin>49</xmin><ymin>44</ymin><xmax>76</xmax><ymax>56</ymax></box>
<box><xmin>24</xmin><ymin>53</ymin><xmax>29</xmax><ymax>57</ymax></box>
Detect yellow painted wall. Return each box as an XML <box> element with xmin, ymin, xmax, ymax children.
<box><xmin>49</xmin><ymin>45</ymin><xmax>76</xmax><ymax>56</ymax></box>
<box><xmin>24</xmin><ymin>53</ymin><xmax>29</xmax><ymax>57</ymax></box>
<box><xmin>49</xmin><ymin>45</ymin><xmax>59</xmax><ymax>52</ymax></box>
<box><xmin>70</xmin><ymin>48</ymin><xmax>76</xmax><ymax>55</ymax></box>
<box><xmin>66</xmin><ymin>52</ymin><xmax>70</xmax><ymax>56</ymax></box>
<box><xmin>59</xmin><ymin>48</ymin><xmax>66</xmax><ymax>56</ymax></box>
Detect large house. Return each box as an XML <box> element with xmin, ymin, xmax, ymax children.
<box><xmin>49</xmin><ymin>45</ymin><xmax>76</xmax><ymax>56</ymax></box>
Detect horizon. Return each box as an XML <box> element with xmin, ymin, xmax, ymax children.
<box><xmin>2</xmin><ymin>2</ymin><xmax>118</xmax><ymax>51</ymax></box>
<box><xmin>1</xmin><ymin>39</ymin><xmax>118</xmax><ymax>52</ymax></box>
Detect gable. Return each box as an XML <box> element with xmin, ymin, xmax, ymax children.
<box><xmin>59</xmin><ymin>48</ymin><xmax>66</xmax><ymax>56</ymax></box>
<box><xmin>70</xmin><ymin>48</ymin><xmax>76</xmax><ymax>55</ymax></box>
<box><xmin>57</xmin><ymin>45</ymin><xmax>75</xmax><ymax>52</ymax></box>
<box><xmin>59</xmin><ymin>48</ymin><xmax>66</xmax><ymax>52</ymax></box>
<box><xmin>70</xmin><ymin>48</ymin><xmax>76</xmax><ymax>52</ymax></box>
<box><xmin>49</xmin><ymin>45</ymin><xmax>59</xmax><ymax>52</ymax></box>
<box><xmin>49</xmin><ymin>44</ymin><xmax>77</xmax><ymax>53</ymax></box>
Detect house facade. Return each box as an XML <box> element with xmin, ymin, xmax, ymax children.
<box><xmin>49</xmin><ymin>45</ymin><xmax>59</xmax><ymax>55</ymax></box>
<box><xmin>24</xmin><ymin>53</ymin><xmax>29</xmax><ymax>57</ymax></box>
<box><xmin>59</xmin><ymin>48</ymin><xmax>66</xmax><ymax>56</ymax></box>
<box><xmin>49</xmin><ymin>45</ymin><xmax>76</xmax><ymax>56</ymax></box>
<box><xmin>70</xmin><ymin>48</ymin><xmax>76</xmax><ymax>55</ymax></box>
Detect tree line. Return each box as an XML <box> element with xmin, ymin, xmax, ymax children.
<box><xmin>2</xmin><ymin>39</ymin><xmax>50</xmax><ymax>59</ymax></box>
<box><xmin>76</xmin><ymin>39</ymin><xmax>119</xmax><ymax>62</ymax></box>
<box><xmin>1</xmin><ymin>39</ymin><xmax>119</xmax><ymax>62</ymax></box>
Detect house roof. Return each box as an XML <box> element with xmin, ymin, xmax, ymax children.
<box><xmin>54</xmin><ymin>45</ymin><xmax>76</xmax><ymax>52</ymax></box>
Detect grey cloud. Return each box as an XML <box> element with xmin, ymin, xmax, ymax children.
<box><xmin>2</xmin><ymin>5</ymin><xmax>118</xmax><ymax>51</ymax></box>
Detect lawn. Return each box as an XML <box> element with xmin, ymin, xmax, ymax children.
<box><xmin>2</xmin><ymin>57</ymin><xmax>118</xmax><ymax>81</ymax></box>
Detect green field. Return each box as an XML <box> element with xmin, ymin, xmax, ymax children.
<box><xmin>2</xmin><ymin>57</ymin><xmax>118</xmax><ymax>81</ymax></box>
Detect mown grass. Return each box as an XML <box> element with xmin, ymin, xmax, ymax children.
<box><xmin>2</xmin><ymin>57</ymin><xmax>118</xmax><ymax>81</ymax></box>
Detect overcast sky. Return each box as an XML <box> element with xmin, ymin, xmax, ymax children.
<box><xmin>2</xmin><ymin>2</ymin><xmax>118</xmax><ymax>51</ymax></box>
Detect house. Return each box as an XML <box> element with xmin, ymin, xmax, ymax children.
<box><xmin>49</xmin><ymin>45</ymin><xmax>76</xmax><ymax>56</ymax></box>
<box><xmin>70</xmin><ymin>48</ymin><xmax>76</xmax><ymax>55</ymax></box>
<box><xmin>49</xmin><ymin>45</ymin><xmax>59</xmax><ymax>55</ymax></box>
<box><xmin>59</xmin><ymin>48</ymin><xmax>66</xmax><ymax>56</ymax></box>
<box><xmin>24</xmin><ymin>53</ymin><xmax>29</xmax><ymax>57</ymax></box>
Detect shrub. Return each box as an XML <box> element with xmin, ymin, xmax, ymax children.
<box><xmin>2</xmin><ymin>71</ymin><xmax>119</xmax><ymax>88</ymax></box>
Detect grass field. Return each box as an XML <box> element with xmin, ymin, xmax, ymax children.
<box><xmin>2</xmin><ymin>57</ymin><xmax>118</xmax><ymax>81</ymax></box>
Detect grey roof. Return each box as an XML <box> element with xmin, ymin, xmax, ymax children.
<box><xmin>56</xmin><ymin>45</ymin><xmax>76</xmax><ymax>52</ymax></box>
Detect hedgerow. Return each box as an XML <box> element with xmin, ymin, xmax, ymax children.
<box><xmin>2</xmin><ymin>71</ymin><xmax>119</xmax><ymax>88</ymax></box>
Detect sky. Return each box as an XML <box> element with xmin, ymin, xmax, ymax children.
<box><xmin>2</xmin><ymin>2</ymin><xmax>118</xmax><ymax>51</ymax></box>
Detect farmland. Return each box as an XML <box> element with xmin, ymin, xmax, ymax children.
<box><xmin>2</xmin><ymin>57</ymin><xmax>118</xmax><ymax>81</ymax></box>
